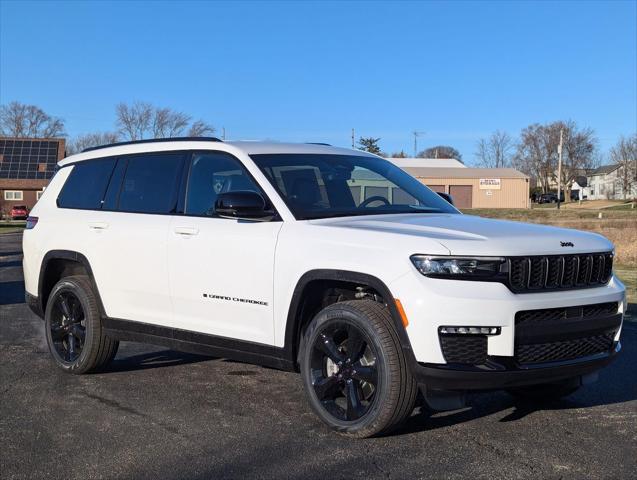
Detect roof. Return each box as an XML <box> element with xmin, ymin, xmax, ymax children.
<box><xmin>403</xmin><ymin>167</ymin><xmax>529</xmax><ymax>179</ymax></box>
<box><xmin>386</xmin><ymin>157</ymin><xmax>466</xmax><ymax>169</ymax></box>
<box><xmin>589</xmin><ymin>164</ymin><xmax>620</xmax><ymax>176</ymax></box>
<box><xmin>0</xmin><ymin>136</ymin><xmax>65</xmax><ymax>180</ymax></box>
<box><xmin>58</xmin><ymin>139</ymin><xmax>372</xmax><ymax>166</ymax></box>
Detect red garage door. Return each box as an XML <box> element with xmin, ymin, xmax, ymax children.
<box><xmin>426</xmin><ymin>184</ymin><xmax>446</xmax><ymax>193</ymax></box>
<box><xmin>449</xmin><ymin>185</ymin><xmax>473</xmax><ymax>208</ymax></box>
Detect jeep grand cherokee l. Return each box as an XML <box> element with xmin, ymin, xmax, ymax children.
<box><xmin>22</xmin><ymin>137</ymin><xmax>626</xmax><ymax>437</ymax></box>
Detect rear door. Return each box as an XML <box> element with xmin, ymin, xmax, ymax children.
<box><xmin>85</xmin><ymin>152</ymin><xmax>186</xmax><ymax>326</ymax></box>
<box><xmin>167</xmin><ymin>151</ymin><xmax>282</xmax><ymax>344</ymax></box>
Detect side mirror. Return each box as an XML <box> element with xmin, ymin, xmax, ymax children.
<box><xmin>437</xmin><ymin>191</ymin><xmax>454</xmax><ymax>205</ymax></box>
<box><xmin>215</xmin><ymin>191</ymin><xmax>272</xmax><ymax>220</ymax></box>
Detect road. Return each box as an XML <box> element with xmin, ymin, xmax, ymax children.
<box><xmin>1</xmin><ymin>232</ymin><xmax>636</xmax><ymax>480</ymax></box>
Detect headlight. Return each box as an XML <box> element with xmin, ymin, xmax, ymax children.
<box><xmin>410</xmin><ymin>255</ymin><xmax>505</xmax><ymax>278</ymax></box>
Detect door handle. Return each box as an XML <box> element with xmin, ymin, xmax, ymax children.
<box><xmin>174</xmin><ymin>226</ymin><xmax>199</xmax><ymax>236</ymax></box>
<box><xmin>88</xmin><ymin>222</ymin><xmax>109</xmax><ymax>230</ymax></box>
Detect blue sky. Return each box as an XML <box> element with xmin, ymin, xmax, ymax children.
<box><xmin>1</xmin><ymin>0</ymin><xmax>635</xmax><ymax>163</ymax></box>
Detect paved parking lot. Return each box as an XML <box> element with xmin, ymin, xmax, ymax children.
<box><xmin>1</xmin><ymin>232</ymin><xmax>636</xmax><ymax>480</ymax></box>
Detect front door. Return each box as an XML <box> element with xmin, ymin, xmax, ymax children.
<box><xmin>167</xmin><ymin>151</ymin><xmax>282</xmax><ymax>345</ymax></box>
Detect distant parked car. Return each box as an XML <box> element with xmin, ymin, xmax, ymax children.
<box><xmin>537</xmin><ymin>193</ymin><xmax>565</xmax><ymax>204</ymax></box>
<box><xmin>10</xmin><ymin>205</ymin><xmax>29</xmax><ymax>220</ymax></box>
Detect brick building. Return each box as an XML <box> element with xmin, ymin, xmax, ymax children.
<box><xmin>0</xmin><ymin>137</ymin><xmax>66</xmax><ymax>218</ymax></box>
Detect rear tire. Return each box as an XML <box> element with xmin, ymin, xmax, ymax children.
<box><xmin>506</xmin><ymin>379</ymin><xmax>580</xmax><ymax>401</ymax></box>
<box><xmin>44</xmin><ymin>275</ymin><xmax>119</xmax><ymax>374</ymax></box>
<box><xmin>300</xmin><ymin>300</ymin><xmax>417</xmax><ymax>438</ymax></box>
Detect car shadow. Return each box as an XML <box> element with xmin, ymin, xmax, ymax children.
<box><xmin>0</xmin><ymin>280</ymin><xmax>25</xmax><ymax>305</ymax></box>
<box><xmin>105</xmin><ymin>349</ymin><xmax>215</xmax><ymax>373</ymax></box>
<box><xmin>390</xmin><ymin>322</ymin><xmax>637</xmax><ymax>437</ymax></box>
<box><xmin>0</xmin><ymin>260</ymin><xmax>23</xmax><ymax>268</ymax></box>
<box><xmin>0</xmin><ymin>250</ymin><xmax>23</xmax><ymax>257</ymax></box>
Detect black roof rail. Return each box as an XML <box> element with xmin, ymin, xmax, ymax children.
<box><xmin>305</xmin><ymin>142</ymin><xmax>332</xmax><ymax>146</ymax></box>
<box><xmin>81</xmin><ymin>136</ymin><xmax>222</xmax><ymax>153</ymax></box>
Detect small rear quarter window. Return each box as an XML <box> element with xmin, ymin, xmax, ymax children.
<box><xmin>57</xmin><ymin>158</ymin><xmax>117</xmax><ymax>210</ymax></box>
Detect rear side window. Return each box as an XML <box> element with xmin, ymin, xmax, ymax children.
<box><xmin>117</xmin><ymin>153</ymin><xmax>184</xmax><ymax>214</ymax></box>
<box><xmin>57</xmin><ymin>158</ymin><xmax>116</xmax><ymax>209</ymax></box>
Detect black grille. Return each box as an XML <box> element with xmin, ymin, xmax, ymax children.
<box><xmin>507</xmin><ymin>253</ymin><xmax>613</xmax><ymax>293</ymax></box>
<box><xmin>515</xmin><ymin>332</ymin><xmax>615</xmax><ymax>364</ymax></box>
<box><xmin>516</xmin><ymin>302</ymin><xmax>619</xmax><ymax>326</ymax></box>
<box><xmin>514</xmin><ymin>302</ymin><xmax>620</xmax><ymax>365</ymax></box>
<box><xmin>439</xmin><ymin>335</ymin><xmax>488</xmax><ymax>364</ymax></box>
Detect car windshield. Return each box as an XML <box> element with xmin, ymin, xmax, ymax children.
<box><xmin>250</xmin><ymin>153</ymin><xmax>459</xmax><ymax>220</ymax></box>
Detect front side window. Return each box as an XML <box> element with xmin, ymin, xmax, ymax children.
<box><xmin>184</xmin><ymin>151</ymin><xmax>262</xmax><ymax>216</ymax></box>
<box><xmin>117</xmin><ymin>153</ymin><xmax>184</xmax><ymax>214</ymax></box>
<box><xmin>251</xmin><ymin>154</ymin><xmax>458</xmax><ymax>220</ymax></box>
<box><xmin>57</xmin><ymin>158</ymin><xmax>116</xmax><ymax>209</ymax></box>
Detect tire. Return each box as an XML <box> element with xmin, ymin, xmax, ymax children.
<box><xmin>506</xmin><ymin>379</ymin><xmax>580</xmax><ymax>401</ymax></box>
<box><xmin>300</xmin><ymin>300</ymin><xmax>417</xmax><ymax>438</ymax></box>
<box><xmin>44</xmin><ymin>275</ymin><xmax>119</xmax><ymax>374</ymax></box>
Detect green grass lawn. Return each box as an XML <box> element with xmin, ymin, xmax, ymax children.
<box><xmin>0</xmin><ymin>222</ymin><xmax>26</xmax><ymax>234</ymax></box>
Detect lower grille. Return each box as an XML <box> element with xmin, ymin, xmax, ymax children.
<box><xmin>439</xmin><ymin>335</ymin><xmax>487</xmax><ymax>364</ymax></box>
<box><xmin>514</xmin><ymin>301</ymin><xmax>620</xmax><ymax>365</ymax></box>
<box><xmin>516</xmin><ymin>302</ymin><xmax>618</xmax><ymax>326</ymax></box>
<box><xmin>515</xmin><ymin>332</ymin><xmax>615</xmax><ymax>364</ymax></box>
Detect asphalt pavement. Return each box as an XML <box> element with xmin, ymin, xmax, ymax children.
<box><xmin>1</xmin><ymin>232</ymin><xmax>636</xmax><ymax>480</ymax></box>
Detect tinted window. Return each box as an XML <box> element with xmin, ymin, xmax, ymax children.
<box><xmin>57</xmin><ymin>158</ymin><xmax>116</xmax><ymax>209</ymax></box>
<box><xmin>101</xmin><ymin>158</ymin><xmax>127</xmax><ymax>210</ymax></box>
<box><xmin>185</xmin><ymin>152</ymin><xmax>261</xmax><ymax>216</ymax></box>
<box><xmin>117</xmin><ymin>153</ymin><xmax>184</xmax><ymax>214</ymax></box>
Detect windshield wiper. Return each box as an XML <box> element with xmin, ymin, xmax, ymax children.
<box><xmin>407</xmin><ymin>205</ymin><xmax>442</xmax><ymax>212</ymax></box>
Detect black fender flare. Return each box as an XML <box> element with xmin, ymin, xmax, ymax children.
<box><xmin>282</xmin><ymin>269</ymin><xmax>417</xmax><ymax>369</ymax></box>
<box><xmin>38</xmin><ymin>250</ymin><xmax>107</xmax><ymax>317</ymax></box>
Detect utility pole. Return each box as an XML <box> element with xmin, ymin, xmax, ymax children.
<box><xmin>351</xmin><ymin>128</ymin><xmax>355</xmax><ymax>149</ymax></box>
<box><xmin>222</xmin><ymin>127</ymin><xmax>226</xmax><ymax>140</ymax></box>
<box><xmin>413</xmin><ymin>131</ymin><xmax>425</xmax><ymax>157</ymax></box>
<box><xmin>557</xmin><ymin>128</ymin><xmax>563</xmax><ymax>210</ymax></box>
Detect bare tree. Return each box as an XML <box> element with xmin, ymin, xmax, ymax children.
<box><xmin>187</xmin><ymin>119</ymin><xmax>215</xmax><ymax>137</ymax></box>
<box><xmin>116</xmin><ymin>102</ymin><xmax>153</xmax><ymax>140</ymax></box>
<box><xmin>475</xmin><ymin>130</ymin><xmax>513</xmax><ymax>168</ymax></box>
<box><xmin>116</xmin><ymin>101</ymin><xmax>215</xmax><ymax>140</ymax></box>
<box><xmin>390</xmin><ymin>150</ymin><xmax>408</xmax><ymax>158</ymax></box>
<box><xmin>66</xmin><ymin>132</ymin><xmax>121</xmax><ymax>155</ymax></box>
<box><xmin>0</xmin><ymin>101</ymin><xmax>66</xmax><ymax>138</ymax></box>
<box><xmin>417</xmin><ymin>145</ymin><xmax>463</xmax><ymax>162</ymax></box>
<box><xmin>610</xmin><ymin>134</ymin><xmax>637</xmax><ymax>200</ymax></box>
<box><xmin>152</xmin><ymin>108</ymin><xmax>191</xmax><ymax>138</ymax></box>
<box><xmin>515</xmin><ymin>120</ymin><xmax>596</xmax><ymax>199</ymax></box>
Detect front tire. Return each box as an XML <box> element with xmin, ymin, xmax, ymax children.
<box><xmin>44</xmin><ymin>275</ymin><xmax>119</xmax><ymax>374</ymax></box>
<box><xmin>300</xmin><ymin>300</ymin><xmax>417</xmax><ymax>437</ymax></box>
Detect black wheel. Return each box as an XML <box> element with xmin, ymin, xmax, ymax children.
<box><xmin>300</xmin><ymin>300</ymin><xmax>417</xmax><ymax>437</ymax></box>
<box><xmin>506</xmin><ymin>379</ymin><xmax>581</xmax><ymax>401</ymax></box>
<box><xmin>45</xmin><ymin>275</ymin><xmax>119</xmax><ymax>374</ymax></box>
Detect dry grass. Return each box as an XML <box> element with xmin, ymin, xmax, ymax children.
<box><xmin>467</xmin><ymin>208</ymin><xmax>637</xmax><ymax>267</ymax></box>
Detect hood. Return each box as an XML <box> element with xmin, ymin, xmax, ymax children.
<box><xmin>309</xmin><ymin>213</ymin><xmax>613</xmax><ymax>256</ymax></box>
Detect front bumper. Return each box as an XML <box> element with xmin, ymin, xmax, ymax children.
<box><xmin>412</xmin><ymin>343</ymin><xmax>620</xmax><ymax>391</ymax></box>
<box><xmin>390</xmin><ymin>271</ymin><xmax>626</xmax><ymax>364</ymax></box>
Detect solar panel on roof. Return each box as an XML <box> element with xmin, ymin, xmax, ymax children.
<box><xmin>0</xmin><ymin>138</ymin><xmax>61</xmax><ymax>180</ymax></box>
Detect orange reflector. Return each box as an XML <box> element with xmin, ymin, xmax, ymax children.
<box><xmin>394</xmin><ymin>299</ymin><xmax>409</xmax><ymax>328</ymax></box>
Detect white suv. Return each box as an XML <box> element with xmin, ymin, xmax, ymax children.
<box><xmin>22</xmin><ymin>138</ymin><xmax>626</xmax><ymax>437</ymax></box>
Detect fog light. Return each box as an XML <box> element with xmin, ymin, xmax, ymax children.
<box><xmin>439</xmin><ymin>326</ymin><xmax>500</xmax><ymax>335</ymax></box>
